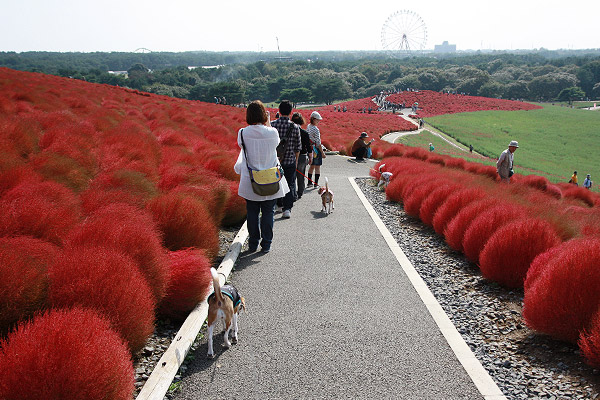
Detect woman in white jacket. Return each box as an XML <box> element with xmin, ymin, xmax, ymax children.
<box><xmin>234</xmin><ymin>100</ymin><xmax>289</xmax><ymax>253</ymax></box>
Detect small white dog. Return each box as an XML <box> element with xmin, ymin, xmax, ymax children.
<box><xmin>377</xmin><ymin>164</ymin><xmax>393</xmax><ymax>189</ymax></box>
<box><xmin>318</xmin><ymin>177</ymin><xmax>334</xmax><ymax>214</ymax></box>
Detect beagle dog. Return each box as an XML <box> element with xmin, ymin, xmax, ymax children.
<box><xmin>377</xmin><ymin>164</ymin><xmax>393</xmax><ymax>189</ymax></box>
<box><xmin>206</xmin><ymin>268</ymin><xmax>246</xmax><ymax>359</ymax></box>
<box><xmin>318</xmin><ymin>177</ymin><xmax>335</xmax><ymax>214</ymax></box>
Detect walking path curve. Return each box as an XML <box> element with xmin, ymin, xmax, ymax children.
<box><xmin>169</xmin><ymin>156</ymin><xmax>505</xmax><ymax>400</ymax></box>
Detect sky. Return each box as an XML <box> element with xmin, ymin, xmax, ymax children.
<box><xmin>1</xmin><ymin>0</ymin><xmax>598</xmax><ymax>53</ymax></box>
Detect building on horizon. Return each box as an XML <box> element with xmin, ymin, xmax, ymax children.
<box><xmin>434</xmin><ymin>41</ymin><xmax>456</xmax><ymax>54</ymax></box>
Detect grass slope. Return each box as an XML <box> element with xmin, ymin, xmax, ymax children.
<box><xmin>426</xmin><ymin>105</ymin><xmax>600</xmax><ymax>182</ymax></box>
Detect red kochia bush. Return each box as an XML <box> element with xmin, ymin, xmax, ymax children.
<box><xmin>403</xmin><ymin>180</ymin><xmax>446</xmax><ymax>218</ymax></box>
<box><xmin>432</xmin><ymin>187</ymin><xmax>485</xmax><ymax>235</ymax></box>
<box><xmin>444</xmin><ymin>198</ymin><xmax>499</xmax><ymax>253</ymax></box>
<box><xmin>478</xmin><ymin>218</ymin><xmax>561</xmax><ymax>288</ymax></box>
<box><xmin>523</xmin><ymin>243</ymin><xmax>567</xmax><ymax>292</ymax></box>
<box><xmin>158</xmin><ymin>249</ymin><xmax>213</xmax><ymax>322</ymax></box>
<box><xmin>0</xmin><ymin>307</ymin><xmax>134</xmax><ymax>400</ymax></box>
<box><xmin>147</xmin><ymin>192</ymin><xmax>220</xmax><ymax>257</ymax></box>
<box><xmin>523</xmin><ymin>238</ymin><xmax>600</xmax><ymax>343</ymax></box>
<box><xmin>579</xmin><ymin>311</ymin><xmax>600</xmax><ymax>368</ymax></box>
<box><xmin>419</xmin><ymin>183</ymin><xmax>460</xmax><ymax>226</ymax></box>
<box><xmin>0</xmin><ymin>236</ymin><xmax>58</xmax><ymax>335</ymax></box>
<box><xmin>48</xmin><ymin>245</ymin><xmax>156</xmax><ymax>352</ymax></box>
<box><xmin>0</xmin><ymin>180</ymin><xmax>81</xmax><ymax>245</ymax></box>
<box><xmin>462</xmin><ymin>203</ymin><xmax>525</xmax><ymax>264</ymax></box>
<box><xmin>66</xmin><ymin>203</ymin><xmax>168</xmax><ymax>302</ymax></box>
<box><xmin>222</xmin><ymin>180</ymin><xmax>247</xmax><ymax>227</ymax></box>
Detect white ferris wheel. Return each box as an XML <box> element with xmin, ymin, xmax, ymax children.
<box><xmin>381</xmin><ymin>10</ymin><xmax>428</xmax><ymax>56</ymax></box>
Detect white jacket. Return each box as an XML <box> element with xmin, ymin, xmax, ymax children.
<box><xmin>234</xmin><ymin>124</ymin><xmax>289</xmax><ymax>201</ymax></box>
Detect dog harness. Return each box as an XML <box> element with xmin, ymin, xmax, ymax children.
<box><xmin>208</xmin><ymin>285</ymin><xmax>241</xmax><ymax>308</ymax></box>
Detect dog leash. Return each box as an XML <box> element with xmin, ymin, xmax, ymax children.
<box><xmin>295</xmin><ymin>169</ymin><xmax>318</xmax><ymax>185</ymax></box>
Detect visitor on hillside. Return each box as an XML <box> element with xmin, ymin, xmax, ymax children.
<box><xmin>497</xmin><ymin>140</ymin><xmax>519</xmax><ymax>183</ymax></box>
<box><xmin>469</xmin><ymin>144</ymin><xmax>473</xmax><ymax>153</ymax></box>
<box><xmin>291</xmin><ymin>112</ymin><xmax>313</xmax><ymax>200</ymax></box>
<box><xmin>307</xmin><ymin>111</ymin><xmax>325</xmax><ymax>187</ymax></box>
<box><xmin>271</xmin><ymin>100</ymin><xmax>301</xmax><ymax>219</ymax></box>
<box><xmin>351</xmin><ymin>132</ymin><xmax>374</xmax><ymax>162</ymax></box>
<box><xmin>569</xmin><ymin>171</ymin><xmax>578</xmax><ymax>185</ymax></box>
<box><xmin>234</xmin><ymin>100</ymin><xmax>289</xmax><ymax>253</ymax></box>
<box><xmin>429</xmin><ymin>143</ymin><xmax>435</xmax><ymax>152</ymax></box>
<box><xmin>583</xmin><ymin>174</ymin><xmax>593</xmax><ymax>190</ymax></box>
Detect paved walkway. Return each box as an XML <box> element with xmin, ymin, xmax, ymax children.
<box><xmin>173</xmin><ymin>156</ymin><xmax>500</xmax><ymax>399</ymax></box>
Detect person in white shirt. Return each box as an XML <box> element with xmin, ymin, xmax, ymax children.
<box><xmin>234</xmin><ymin>100</ymin><xmax>289</xmax><ymax>253</ymax></box>
<box><xmin>583</xmin><ymin>174</ymin><xmax>593</xmax><ymax>190</ymax></box>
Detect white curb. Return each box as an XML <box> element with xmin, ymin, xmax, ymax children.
<box><xmin>349</xmin><ymin>177</ymin><xmax>507</xmax><ymax>400</ymax></box>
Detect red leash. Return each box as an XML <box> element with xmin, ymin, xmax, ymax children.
<box><xmin>296</xmin><ymin>169</ymin><xmax>317</xmax><ymax>185</ymax></box>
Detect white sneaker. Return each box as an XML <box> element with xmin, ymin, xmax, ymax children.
<box><xmin>282</xmin><ymin>210</ymin><xmax>291</xmax><ymax>219</ymax></box>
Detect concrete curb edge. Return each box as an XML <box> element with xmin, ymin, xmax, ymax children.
<box><xmin>349</xmin><ymin>177</ymin><xmax>507</xmax><ymax>400</ymax></box>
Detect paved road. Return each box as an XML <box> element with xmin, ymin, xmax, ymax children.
<box><xmin>173</xmin><ymin>156</ymin><xmax>483</xmax><ymax>399</ymax></box>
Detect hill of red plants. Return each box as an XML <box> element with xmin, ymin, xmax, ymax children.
<box><xmin>0</xmin><ymin>67</ymin><xmax>423</xmax><ymax>398</ymax></box>
<box><xmin>373</xmin><ymin>148</ymin><xmax>600</xmax><ymax>368</ymax></box>
<box><xmin>385</xmin><ymin>90</ymin><xmax>542</xmax><ymax>117</ymax></box>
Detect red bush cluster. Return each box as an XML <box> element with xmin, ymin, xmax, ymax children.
<box><xmin>523</xmin><ymin>238</ymin><xmax>600</xmax><ymax>343</ymax></box>
<box><xmin>158</xmin><ymin>249</ymin><xmax>213</xmax><ymax>322</ymax></box>
<box><xmin>0</xmin><ymin>236</ymin><xmax>58</xmax><ymax>335</ymax></box>
<box><xmin>48</xmin><ymin>245</ymin><xmax>156</xmax><ymax>353</ymax></box>
<box><xmin>385</xmin><ymin>90</ymin><xmax>542</xmax><ymax>117</ymax></box>
<box><xmin>0</xmin><ymin>307</ymin><xmax>134</xmax><ymax>400</ymax></box>
<box><xmin>66</xmin><ymin>203</ymin><xmax>169</xmax><ymax>301</ymax></box>
<box><xmin>377</xmin><ymin>152</ymin><xmax>600</xmax><ymax>366</ymax></box>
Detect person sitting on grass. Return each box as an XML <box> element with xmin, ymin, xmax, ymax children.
<box><xmin>351</xmin><ymin>132</ymin><xmax>374</xmax><ymax>161</ymax></box>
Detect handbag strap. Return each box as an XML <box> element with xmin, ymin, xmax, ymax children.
<box><xmin>240</xmin><ymin>129</ymin><xmax>254</xmax><ymax>173</ymax></box>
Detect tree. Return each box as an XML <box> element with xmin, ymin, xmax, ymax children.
<box><xmin>528</xmin><ymin>72</ymin><xmax>578</xmax><ymax>100</ymax></box>
<box><xmin>279</xmin><ymin>88</ymin><xmax>312</xmax><ymax>107</ymax></box>
<box><xmin>478</xmin><ymin>81</ymin><xmax>506</xmax><ymax>98</ymax></box>
<box><xmin>557</xmin><ymin>87</ymin><xmax>585</xmax><ymax>104</ymax></box>
<box><xmin>312</xmin><ymin>77</ymin><xmax>351</xmax><ymax>105</ymax></box>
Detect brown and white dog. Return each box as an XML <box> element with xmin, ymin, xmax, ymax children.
<box><xmin>318</xmin><ymin>177</ymin><xmax>334</xmax><ymax>214</ymax></box>
<box><xmin>207</xmin><ymin>267</ymin><xmax>246</xmax><ymax>359</ymax></box>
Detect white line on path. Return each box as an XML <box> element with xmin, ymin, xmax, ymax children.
<box><xmin>349</xmin><ymin>177</ymin><xmax>507</xmax><ymax>400</ymax></box>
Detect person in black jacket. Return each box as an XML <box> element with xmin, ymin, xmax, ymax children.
<box><xmin>291</xmin><ymin>112</ymin><xmax>313</xmax><ymax>199</ymax></box>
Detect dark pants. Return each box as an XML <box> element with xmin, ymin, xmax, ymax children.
<box><xmin>281</xmin><ymin>164</ymin><xmax>296</xmax><ymax>211</ymax></box>
<box><xmin>296</xmin><ymin>154</ymin><xmax>308</xmax><ymax>198</ymax></box>
<box><xmin>246</xmin><ymin>199</ymin><xmax>276</xmax><ymax>250</ymax></box>
<box><xmin>352</xmin><ymin>147</ymin><xmax>367</xmax><ymax>160</ymax></box>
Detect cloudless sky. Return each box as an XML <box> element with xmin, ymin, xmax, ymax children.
<box><xmin>1</xmin><ymin>0</ymin><xmax>598</xmax><ymax>53</ymax></box>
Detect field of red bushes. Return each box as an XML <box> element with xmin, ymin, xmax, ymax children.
<box><xmin>372</xmin><ymin>148</ymin><xmax>600</xmax><ymax>368</ymax></box>
<box><xmin>0</xmin><ymin>67</ymin><xmax>421</xmax><ymax>398</ymax></box>
<box><xmin>0</xmin><ymin>66</ymin><xmax>594</xmax><ymax>397</ymax></box>
<box><xmin>385</xmin><ymin>90</ymin><xmax>543</xmax><ymax>117</ymax></box>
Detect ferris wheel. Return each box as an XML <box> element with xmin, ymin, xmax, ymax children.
<box><xmin>381</xmin><ymin>10</ymin><xmax>428</xmax><ymax>56</ymax></box>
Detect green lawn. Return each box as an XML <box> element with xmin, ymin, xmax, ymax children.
<box><xmin>424</xmin><ymin>104</ymin><xmax>600</xmax><ymax>183</ymax></box>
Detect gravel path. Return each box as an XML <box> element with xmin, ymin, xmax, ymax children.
<box><xmin>357</xmin><ymin>178</ymin><xmax>600</xmax><ymax>400</ymax></box>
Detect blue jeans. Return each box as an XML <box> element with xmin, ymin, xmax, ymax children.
<box><xmin>246</xmin><ymin>199</ymin><xmax>276</xmax><ymax>250</ymax></box>
<box><xmin>281</xmin><ymin>164</ymin><xmax>296</xmax><ymax>211</ymax></box>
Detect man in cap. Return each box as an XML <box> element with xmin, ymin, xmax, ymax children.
<box><xmin>497</xmin><ymin>140</ymin><xmax>519</xmax><ymax>183</ymax></box>
<box><xmin>351</xmin><ymin>132</ymin><xmax>374</xmax><ymax>162</ymax></box>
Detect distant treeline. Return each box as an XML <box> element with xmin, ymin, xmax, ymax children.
<box><xmin>2</xmin><ymin>49</ymin><xmax>600</xmax><ymax>104</ymax></box>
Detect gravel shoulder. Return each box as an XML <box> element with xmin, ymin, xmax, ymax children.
<box><xmin>357</xmin><ymin>177</ymin><xmax>600</xmax><ymax>400</ymax></box>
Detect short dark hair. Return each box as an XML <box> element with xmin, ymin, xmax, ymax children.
<box><xmin>246</xmin><ymin>100</ymin><xmax>268</xmax><ymax>125</ymax></box>
<box><xmin>278</xmin><ymin>100</ymin><xmax>293</xmax><ymax>116</ymax></box>
<box><xmin>291</xmin><ymin>112</ymin><xmax>304</xmax><ymax>125</ymax></box>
